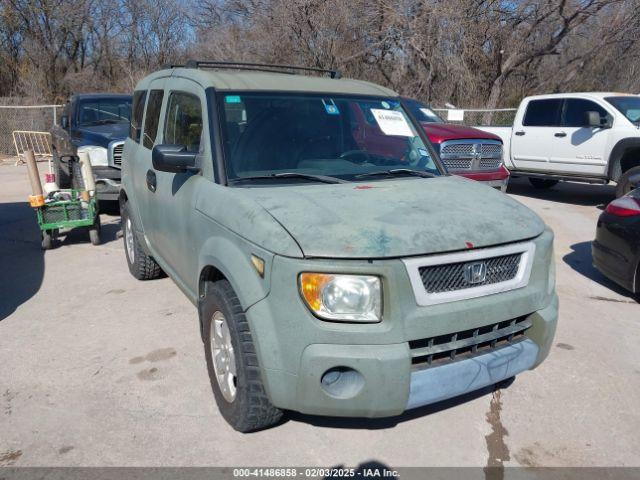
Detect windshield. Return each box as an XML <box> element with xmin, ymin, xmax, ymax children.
<box><xmin>77</xmin><ymin>98</ymin><xmax>132</xmax><ymax>126</ymax></box>
<box><xmin>605</xmin><ymin>96</ymin><xmax>640</xmax><ymax>125</ymax></box>
<box><xmin>217</xmin><ymin>93</ymin><xmax>441</xmax><ymax>183</ymax></box>
<box><xmin>402</xmin><ymin>98</ymin><xmax>445</xmax><ymax>123</ymax></box>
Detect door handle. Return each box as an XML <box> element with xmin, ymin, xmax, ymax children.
<box><xmin>515</xmin><ymin>131</ymin><xmax>525</xmax><ymax>136</ymax></box>
<box><xmin>554</xmin><ymin>132</ymin><xmax>567</xmax><ymax>138</ymax></box>
<box><xmin>146</xmin><ymin>170</ymin><xmax>157</xmax><ymax>192</ymax></box>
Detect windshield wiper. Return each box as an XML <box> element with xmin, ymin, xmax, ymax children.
<box><xmin>355</xmin><ymin>168</ymin><xmax>436</xmax><ymax>179</ymax></box>
<box><xmin>231</xmin><ymin>172</ymin><xmax>348</xmax><ymax>185</ymax></box>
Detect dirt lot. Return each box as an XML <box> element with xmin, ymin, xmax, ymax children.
<box><xmin>1</xmin><ymin>163</ymin><xmax>638</xmax><ymax>468</ymax></box>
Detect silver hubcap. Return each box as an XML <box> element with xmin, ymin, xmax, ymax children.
<box><xmin>125</xmin><ymin>217</ymin><xmax>135</xmax><ymax>264</ymax></box>
<box><xmin>211</xmin><ymin>311</ymin><xmax>237</xmax><ymax>402</ymax></box>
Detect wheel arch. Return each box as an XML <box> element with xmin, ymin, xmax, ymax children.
<box><xmin>607</xmin><ymin>138</ymin><xmax>640</xmax><ymax>182</ymax></box>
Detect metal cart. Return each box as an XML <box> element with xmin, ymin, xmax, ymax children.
<box><xmin>35</xmin><ymin>189</ymin><xmax>101</xmax><ymax>249</ymax></box>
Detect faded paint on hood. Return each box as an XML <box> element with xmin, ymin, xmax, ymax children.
<box><xmin>423</xmin><ymin>123</ymin><xmax>502</xmax><ymax>144</ymax></box>
<box><xmin>242</xmin><ymin>176</ymin><xmax>545</xmax><ymax>259</ymax></box>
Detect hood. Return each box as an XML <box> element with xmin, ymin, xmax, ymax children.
<box><xmin>422</xmin><ymin>123</ymin><xmax>502</xmax><ymax>144</ymax></box>
<box><xmin>242</xmin><ymin>176</ymin><xmax>545</xmax><ymax>259</ymax></box>
<box><xmin>71</xmin><ymin>123</ymin><xmax>129</xmax><ymax>148</ymax></box>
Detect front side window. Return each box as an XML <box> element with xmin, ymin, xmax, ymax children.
<box><xmin>562</xmin><ymin>99</ymin><xmax>611</xmax><ymax>127</ymax></box>
<box><xmin>143</xmin><ymin>90</ymin><xmax>164</xmax><ymax>149</ymax></box>
<box><xmin>606</xmin><ymin>96</ymin><xmax>640</xmax><ymax>125</ymax></box>
<box><xmin>130</xmin><ymin>90</ymin><xmax>147</xmax><ymax>142</ymax></box>
<box><xmin>77</xmin><ymin>98</ymin><xmax>131</xmax><ymax>126</ymax></box>
<box><xmin>163</xmin><ymin>92</ymin><xmax>203</xmax><ymax>152</ymax></box>
<box><xmin>218</xmin><ymin>93</ymin><xmax>440</xmax><ymax>183</ymax></box>
<box><xmin>523</xmin><ymin>99</ymin><xmax>563</xmax><ymax>127</ymax></box>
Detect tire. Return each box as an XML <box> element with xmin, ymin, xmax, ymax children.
<box><xmin>89</xmin><ymin>215</ymin><xmax>101</xmax><ymax>246</ymax></box>
<box><xmin>615</xmin><ymin>165</ymin><xmax>640</xmax><ymax>198</ymax></box>
<box><xmin>41</xmin><ymin>231</ymin><xmax>53</xmax><ymax>250</ymax></box>
<box><xmin>121</xmin><ymin>202</ymin><xmax>163</xmax><ymax>280</ymax></box>
<box><xmin>529</xmin><ymin>178</ymin><xmax>558</xmax><ymax>189</ymax></box>
<box><xmin>53</xmin><ymin>149</ymin><xmax>71</xmax><ymax>189</ymax></box>
<box><xmin>202</xmin><ymin>280</ymin><xmax>283</xmax><ymax>432</ymax></box>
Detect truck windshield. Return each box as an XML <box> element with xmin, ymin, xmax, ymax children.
<box><xmin>77</xmin><ymin>98</ymin><xmax>132</xmax><ymax>126</ymax></box>
<box><xmin>402</xmin><ymin>98</ymin><xmax>445</xmax><ymax>123</ymax></box>
<box><xmin>217</xmin><ymin>93</ymin><xmax>441</xmax><ymax>183</ymax></box>
<box><xmin>605</xmin><ymin>96</ymin><xmax>640</xmax><ymax>125</ymax></box>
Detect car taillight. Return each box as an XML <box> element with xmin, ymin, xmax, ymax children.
<box><xmin>605</xmin><ymin>196</ymin><xmax>640</xmax><ymax>217</ymax></box>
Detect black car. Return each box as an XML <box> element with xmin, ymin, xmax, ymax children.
<box><xmin>51</xmin><ymin>93</ymin><xmax>132</xmax><ymax>201</ymax></box>
<box><xmin>592</xmin><ymin>176</ymin><xmax>640</xmax><ymax>296</ymax></box>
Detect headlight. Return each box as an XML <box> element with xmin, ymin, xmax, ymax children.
<box><xmin>299</xmin><ymin>273</ymin><xmax>382</xmax><ymax>322</ymax></box>
<box><xmin>77</xmin><ymin>145</ymin><xmax>108</xmax><ymax>166</ymax></box>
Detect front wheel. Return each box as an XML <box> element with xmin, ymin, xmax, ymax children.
<box><xmin>121</xmin><ymin>202</ymin><xmax>164</xmax><ymax>280</ymax></box>
<box><xmin>616</xmin><ymin>165</ymin><xmax>640</xmax><ymax>198</ymax></box>
<box><xmin>41</xmin><ymin>231</ymin><xmax>53</xmax><ymax>250</ymax></box>
<box><xmin>89</xmin><ymin>216</ymin><xmax>101</xmax><ymax>246</ymax></box>
<box><xmin>202</xmin><ymin>280</ymin><xmax>283</xmax><ymax>432</ymax></box>
<box><xmin>529</xmin><ymin>178</ymin><xmax>558</xmax><ymax>189</ymax></box>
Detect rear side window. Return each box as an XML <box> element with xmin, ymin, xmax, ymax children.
<box><xmin>130</xmin><ymin>90</ymin><xmax>147</xmax><ymax>142</ymax></box>
<box><xmin>523</xmin><ymin>99</ymin><xmax>562</xmax><ymax>127</ymax></box>
<box><xmin>163</xmin><ymin>92</ymin><xmax>203</xmax><ymax>152</ymax></box>
<box><xmin>562</xmin><ymin>99</ymin><xmax>610</xmax><ymax>127</ymax></box>
<box><xmin>143</xmin><ymin>90</ymin><xmax>164</xmax><ymax>149</ymax></box>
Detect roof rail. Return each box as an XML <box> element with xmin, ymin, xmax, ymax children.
<box><xmin>183</xmin><ymin>60</ymin><xmax>342</xmax><ymax>79</ymax></box>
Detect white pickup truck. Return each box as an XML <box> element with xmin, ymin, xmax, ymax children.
<box><xmin>478</xmin><ymin>93</ymin><xmax>640</xmax><ymax>197</ymax></box>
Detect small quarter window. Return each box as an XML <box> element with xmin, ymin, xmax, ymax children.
<box><xmin>523</xmin><ymin>99</ymin><xmax>562</xmax><ymax>127</ymax></box>
<box><xmin>143</xmin><ymin>90</ymin><xmax>164</xmax><ymax>149</ymax></box>
<box><xmin>130</xmin><ymin>90</ymin><xmax>147</xmax><ymax>142</ymax></box>
<box><xmin>163</xmin><ymin>92</ymin><xmax>203</xmax><ymax>152</ymax></box>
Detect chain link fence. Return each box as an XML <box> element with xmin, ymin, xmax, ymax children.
<box><xmin>433</xmin><ymin>108</ymin><xmax>517</xmax><ymax>127</ymax></box>
<box><xmin>0</xmin><ymin>104</ymin><xmax>62</xmax><ymax>157</ymax></box>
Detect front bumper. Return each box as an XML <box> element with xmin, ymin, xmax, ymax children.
<box><xmin>92</xmin><ymin>166</ymin><xmax>121</xmax><ymax>201</ymax></box>
<box><xmin>455</xmin><ymin>166</ymin><xmax>511</xmax><ymax>193</ymax></box>
<box><xmin>247</xmin><ymin>230</ymin><xmax>557</xmax><ymax>418</ymax></box>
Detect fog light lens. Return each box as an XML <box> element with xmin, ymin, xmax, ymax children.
<box><xmin>320</xmin><ymin>367</ymin><xmax>364</xmax><ymax>399</ymax></box>
<box><xmin>299</xmin><ymin>273</ymin><xmax>381</xmax><ymax>322</ymax></box>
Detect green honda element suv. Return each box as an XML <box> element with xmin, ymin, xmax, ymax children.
<box><xmin>120</xmin><ymin>61</ymin><xmax>558</xmax><ymax>432</ymax></box>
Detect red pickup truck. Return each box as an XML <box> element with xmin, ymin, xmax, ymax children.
<box><xmin>403</xmin><ymin>98</ymin><xmax>510</xmax><ymax>192</ymax></box>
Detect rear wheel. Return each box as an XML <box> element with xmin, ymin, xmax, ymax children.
<box><xmin>121</xmin><ymin>202</ymin><xmax>163</xmax><ymax>280</ymax></box>
<box><xmin>615</xmin><ymin>165</ymin><xmax>640</xmax><ymax>198</ymax></box>
<box><xmin>41</xmin><ymin>231</ymin><xmax>53</xmax><ymax>250</ymax></box>
<box><xmin>89</xmin><ymin>216</ymin><xmax>101</xmax><ymax>245</ymax></box>
<box><xmin>529</xmin><ymin>178</ymin><xmax>558</xmax><ymax>189</ymax></box>
<box><xmin>202</xmin><ymin>280</ymin><xmax>283</xmax><ymax>432</ymax></box>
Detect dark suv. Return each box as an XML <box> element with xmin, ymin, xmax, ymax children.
<box><xmin>51</xmin><ymin>93</ymin><xmax>132</xmax><ymax>201</ymax></box>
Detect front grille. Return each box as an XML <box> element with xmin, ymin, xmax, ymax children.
<box><xmin>419</xmin><ymin>253</ymin><xmax>522</xmax><ymax>294</ymax></box>
<box><xmin>481</xmin><ymin>143</ymin><xmax>502</xmax><ymax>158</ymax></box>
<box><xmin>112</xmin><ymin>143</ymin><xmax>123</xmax><ymax>166</ymax></box>
<box><xmin>441</xmin><ymin>143</ymin><xmax>474</xmax><ymax>157</ymax></box>
<box><xmin>409</xmin><ymin>316</ymin><xmax>532</xmax><ymax>368</ymax></box>
<box><xmin>440</xmin><ymin>140</ymin><xmax>503</xmax><ymax>172</ymax></box>
<box><xmin>479</xmin><ymin>157</ymin><xmax>501</xmax><ymax>169</ymax></box>
<box><xmin>443</xmin><ymin>158</ymin><xmax>472</xmax><ymax>170</ymax></box>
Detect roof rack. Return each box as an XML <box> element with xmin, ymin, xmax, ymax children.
<box><xmin>183</xmin><ymin>60</ymin><xmax>342</xmax><ymax>79</ymax></box>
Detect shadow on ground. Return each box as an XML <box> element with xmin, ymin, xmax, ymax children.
<box><xmin>0</xmin><ymin>202</ymin><xmax>44</xmax><ymax>321</ymax></box>
<box><xmin>507</xmin><ymin>177</ymin><xmax>615</xmax><ymax>208</ymax></box>
<box><xmin>563</xmin><ymin>241</ymin><xmax>636</xmax><ymax>300</ymax></box>
<box><xmin>287</xmin><ymin>380</ymin><xmax>512</xmax><ymax>430</ymax></box>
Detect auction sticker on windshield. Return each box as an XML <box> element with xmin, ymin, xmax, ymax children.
<box><xmin>371</xmin><ymin>109</ymin><xmax>413</xmax><ymax>137</ymax></box>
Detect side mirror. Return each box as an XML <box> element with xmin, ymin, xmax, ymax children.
<box><xmin>60</xmin><ymin>115</ymin><xmax>69</xmax><ymax>129</ymax></box>
<box><xmin>585</xmin><ymin>111</ymin><xmax>611</xmax><ymax>129</ymax></box>
<box><xmin>152</xmin><ymin>144</ymin><xmax>199</xmax><ymax>173</ymax></box>
<box><xmin>630</xmin><ymin>173</ymin><xmax>640</xmax><ymax>190</ymax></box>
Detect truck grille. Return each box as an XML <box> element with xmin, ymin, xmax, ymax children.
<box><xmin>440</xmin><ymin>140</ymin><xmax>503</xmax><ymax>172</ymax></box>
<box><xmin>409</xmin><ymin>316</ymin><xmax>532</xmax><ymax>368</ymax></box>
<box><xmin>419</xmin><ymin>253</ymin><xmax>521</xmax><ymax>294</ymax></box>
<box><xmin>113</xmin><ymin>143</ymin><xmax>123</xmax><ymax>166</ymax></box>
